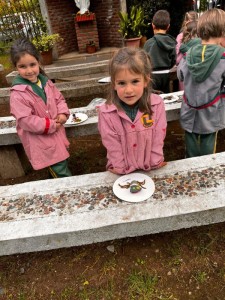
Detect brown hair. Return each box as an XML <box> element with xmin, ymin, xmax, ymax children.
<box><xmin>107</xmin><ymin>47</ymin><xmax>152</xmax><ymax>114</ymax></box>
<box><xmin>180</xmin><ymin>11</ymin><xmax>198</xmax><ymax>33</ymax></box>
<box><xmin>197</xmin><ymin>8</ymin><xmax>225</xmax><ymax>40</ymax></box>
<box><xmin>182</xmin><ymin>20</ymin><xmax>198</xmax><ymax>43</ymax></box>
<box><xmin>152</xmin><ymin>10</ymin><xmax>170</xmax><ymax>30</ymax></box>
<box><xmin>10</xmin><ymin>38</ymin><xmax>46</xmax><ymax>76</ymax></box>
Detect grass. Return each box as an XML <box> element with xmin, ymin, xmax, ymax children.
<box><xmin>127</xmin><ymin>270</ymin><xmax>158</xmax><ymax>299</ymax></box>
<box><xmin>0</xmin><ymin>222</ymin><xmax>225</xmax><ymax>299</ymax></box>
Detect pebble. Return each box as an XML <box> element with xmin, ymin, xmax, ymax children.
<box><xmin>0</xmin><ymin>165</ymin><xmax>224</xmax><ymax>222</ymax></box>
<box><xmin>106</xmin><ymin>245</ymin><xmax>115</xmax><ymax>253</ymax></box>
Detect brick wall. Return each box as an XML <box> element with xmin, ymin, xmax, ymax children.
<box><xmin>45</xmin><ymin>0</ymin><xmax>123</xmax><ymax>56</ymax></box>
<box><xmin>75</xmin><ymin>14</ymin><xmax>100</xmax><ymax>53</ymax></box>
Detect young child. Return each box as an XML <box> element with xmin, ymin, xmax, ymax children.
<box><xmin>177</xmin><ymin>8</ymin><xmax>225</xmax><ymax>158</ymax></box>
<box><xmin>98</xmin><ymin>47</ymin><xmax>167</xmax><ymax>175</ymax></box>
<box><xmin>143</xmin><ymin>10</ymin><xmax>176</xmax><ymax>93</ymax></box>
<box><xmin>176</xmin><ymin>11</ymin><xmax>199</xmax><ymax>66</ymax></box>
<box><xmin>177</xmin><ymin>20</ymin><xmax>201</xmax><ymax>90</ymax></box>
<box><xmin>10</xmin><ymin>38</ymin><xmax>72</xmax><ymax>177</ymax></box>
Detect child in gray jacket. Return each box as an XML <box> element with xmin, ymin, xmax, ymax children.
<box><xmin>177</xmin><ymin>8</ymin><xmax>225</xmax><ymax>158</ymax></box>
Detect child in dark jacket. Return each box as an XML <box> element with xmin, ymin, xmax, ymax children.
<box><xmin>144</xmin><ymin>10</ymin><xmax>176</xmax><ymax>93</ymax></box>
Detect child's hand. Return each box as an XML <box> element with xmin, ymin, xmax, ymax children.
<box><xmin>56</xmin><ymin>114</ymin><xmax>67</xmax><ymax>124</ymax></box>
<box><xmin>157</xmin><ymin>161</ymin><xmax>167</xmax><ymax>169</ymax></box>
<box><xmin>56</xmin><ymin>122</ymin><xmax>62</xmax><ymax>131</ymax></box>
<box><xmin>109</xmin><ymin>168</ymin><xmax>121</xmax><ymax>174</ymax></box>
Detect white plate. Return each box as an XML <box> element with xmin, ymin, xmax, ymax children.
<box><xmin>98</xmin><ymin>76</ymin><xmax>111</xmax><ymax>83</ymax></box>
<box><xmin>113</xmin><ymin>173</ymin><xmax>155</xmax><ymax>202</ymax></box>
<box><xmin>65</xmin><ymin>112</ymin><xmax>88</xmax><ymax>126</ymax></box>
<box><xmin>160</xmin><ymin>93</ymin><xmax>179</xmax><ymax>104</ymax></box>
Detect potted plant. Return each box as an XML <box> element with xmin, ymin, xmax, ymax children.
<box><xmin>118</xmin><ymin>6</ymin><xmax>145</xmax><ymax>47</ymax></box>
<box><xmin>86</xmin><ymin>40</ymin><xmax>96</xmax><ymax>54</ymax></box>
<box><xmin>32</xmin><ymin>33</ymin><xmax>63</xmax><ymax>65</ymax></box>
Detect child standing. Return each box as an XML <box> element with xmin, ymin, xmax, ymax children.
<box><xmin>177</xmin><ymin>8</ymin><xmax>225</xmax><ymax>158</ymax></box>
<box><xmin>98</xmin><ymin>47</ymin><xmax>167</xmax><ymax>175</ymax></box>
<box><xmin>176</xmin><ymin>11</ymin><xmax>199</xmax><ymax>66</ymax></box>
<box><xmin>10</xmin><ymin>38</ymin><xmax>72</xmax><ymax>177</ymax></box>
<box><xmin>143</xmin><ymin>10</ymin><xmax>176</xmax><ymax>93</ymax></box>
<box><xmin>176</xmin><ymin>19</ymin><xmax>201</xmax><ymax>90</ymax></box>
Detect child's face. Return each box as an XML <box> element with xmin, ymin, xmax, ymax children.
<box><xmin>114</xmin><ymin>69</ymin><xmax>148</xmax><ymax>106</ymax></box>
<box><xmin>16</xmin><ymin>53</ymin><xmax>40</xmax><ymax>83</ymax></box>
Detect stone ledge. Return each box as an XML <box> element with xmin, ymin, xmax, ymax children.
<box><xmin>6</xmin><ymin>60</ymin><xmax>109</xmax><ymax>84</ymax></box>
<box><xmin>0</xmin><ymin>78</ymin><xmax>109</xmax><ymax>104</ymax></box>
<box><xmin>0</xmin><ymin>101</ymin><xmax>181</xmax><ymax>146</ymax></box>
<box><xmin>0</xmin><ymin>152</ymin><xmax>225</xmax><ymax>256</ymax></box>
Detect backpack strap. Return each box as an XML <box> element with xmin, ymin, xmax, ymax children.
<box><xmin>184</xmin><ymin>77</ymin><xmax>225</xmax><ymax>110</ymax></box>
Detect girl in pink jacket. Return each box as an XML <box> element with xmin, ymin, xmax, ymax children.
<box><xmin>10</xmin><ymin>38</ymin><xmax>72</xmax><ymax>177</ymax></box>
<box><xmin>98</xmin><ymin>47</ymin><xmax>167</xmax><ymax>175</ymax></box>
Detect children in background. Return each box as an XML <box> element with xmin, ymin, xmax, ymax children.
<box><xmin>10</xmin><ymin>38</ymin><xmax>72</xmax><ymax>177</ymax></box>
<box><xmin>178</xmin><ymin>21</ymin><xmax>200</xmax><ymax>58</ymax></box>
<box><xmin>143</xmin><ymin>10</ymin><xmax>176</xmax><ymax>93</ymax></box>
<box><xmin>177</xmin><ymin>20</ymin><xmax>201</xmax><ymax>90</ymax></box>
<box><xmin>98</xmin><ymin>47</ymin><xmax>167</xmax><ymax>175</ymax></box>
<box><xmin>176</xmin><ymin>11</ymin><xmax>199</xmax><ymax>65</ymax></box>
<box><xmin>177</xmin><ymin>8</ymin><xmax>225</xmax><ymax>158</ymax></box>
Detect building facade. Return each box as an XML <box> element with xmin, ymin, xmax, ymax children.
<box><xmin>39</xmin><ymin>0</ymin><xmax>126</xmax><ymax>56</ymax></box>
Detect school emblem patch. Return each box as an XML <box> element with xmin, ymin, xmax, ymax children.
<box><xmin>141</xmin><ymin>113</ymin><xmax>154</xmax><ymax>128</ymax></box>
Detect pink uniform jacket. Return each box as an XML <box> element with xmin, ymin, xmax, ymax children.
<box><xmin>176</xmin><ymin>32</ymin><xmax>183</xmax><ymax>65</ymax></box>
<box><xmin>98</xmin><ymin>94</ymin><xmax>167</xmax><ymax>174</ymax></box>
<box><xmin>10</xmin><ymin>80</ymin><xmax>70</xmax><ymax>170</ymax></box>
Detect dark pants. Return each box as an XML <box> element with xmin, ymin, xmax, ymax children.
<box><xmin>49</xmin><ymin>159</ymin><xmax>72</xmax><ymax>178</ymax></box>
<box><xmin>152</xmin><ymin>73</ymin><xmax>170</xmax><ymax>94</ymax></box>
<box><xmin>185</xmin><ymin>131</ymin><xmax>217</xmax><ymax>158</ymax></box>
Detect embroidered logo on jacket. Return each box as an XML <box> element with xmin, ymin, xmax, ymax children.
<box><xmin>141</xmin><ymin>113</ymin><xmax>154</xmax><ymax>128</ymax></box>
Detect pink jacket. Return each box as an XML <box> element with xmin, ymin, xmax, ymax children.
<box><xmin>10</xmin><ymin>80</ymin><xmax>70</xmax><ymax>170</ymax></box>
<box><xmin>98</xmin><ymin>94</ymin><xmax>167</xmax><ymax>174</ymax></box>
<box><xmin>176</xmin><ymin>32</ymin><xmax>183</xmax><ymax>65</ymax></box>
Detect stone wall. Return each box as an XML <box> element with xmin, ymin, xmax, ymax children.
<box><xmin>45</xmin><ymin>0</ymin><xmax>123</xmax><ymax>56</ymax></box>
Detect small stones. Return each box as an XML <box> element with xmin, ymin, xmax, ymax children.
<box><xmin>0</xmin><ymin>166</ymin><xmax>224</xmax><ymax>222</ymax></box>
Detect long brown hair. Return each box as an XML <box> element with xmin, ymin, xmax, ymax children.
<box><xmin>180</xmin><ymin>11</ymin><xmax>198</xmax><ymax>33</ymax></box>
<box><xmin>107</xmin><ymin>47</ymin><xmax>153</xmax><ymax>114</ymax></box>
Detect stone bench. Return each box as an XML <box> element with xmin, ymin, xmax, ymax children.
<box><xmin>0</xmin><ymin>151</ymin><xmax>225</xmax><ymax>256</ymax></box>
<box><xmin>0</xmin><ymin>78</ymin><xmax>109</xmax><ymax>105</ymax></box>
<box><xmin>5</xmin><ymin>60</ymin><xmax>110</xmax><ymax>84</ymax></box>
<box><xmin>0</xmin><ymin>93</ymin><xmax>182</xmax><ymax>179</ymax></box>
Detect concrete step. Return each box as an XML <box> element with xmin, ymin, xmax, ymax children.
<box><xmin>6</xmin><ymin>60</ymin><xmax>110</xmax><ymax>84</ymax></box>
<box><xmin>54</xmin><ymin>47</ymin><xmax>118</xmax><ymax>66</ymax></box>
<box><xmin>0</xmin><ymin>152</ymin><xmax>225</xmax><ymax>256</ymax></box>
<box><xmin>0</xmin><ymin>78</ymin><xmax>110</xmax><ymax>104</ymax></box>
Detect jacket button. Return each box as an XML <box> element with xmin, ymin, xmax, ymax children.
<box><xmin>131</xmin><ymin>124</ymin><xmax>135</xmax><ymax>128</ymax></box>
<box><xmin>133</xmin><ymin>144</ymin><xmax>137</xmax><ymax>147</ymax></box>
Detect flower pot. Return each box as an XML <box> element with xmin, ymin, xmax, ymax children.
<box><xmin>75</xmin><ymin>13</ymin><xmax>95</xmax><ymax>22</ymax></box>
<box><xmin>40</xmin><ymin>49</ymin><xmax>53</xmax><ymax>65</ymax></box>
<box><xmin>86</xmin><ymin>44</ymin><xmax>96</xmax><ymax>54</ymax></box>
<box><xmin>124</xmin><ymin>36</ymin><xmax>142</xmax><ymax>48</ymax></box>
<box><xmin>140</xmin><ymin>36</ymin><xmax>147</xmax><ymax>48</ymax></box>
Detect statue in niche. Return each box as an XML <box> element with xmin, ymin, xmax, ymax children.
<box><xmin>75</xmin><ymin>0</ymin><xmax>90</xmax><ymax>14</ymax></box>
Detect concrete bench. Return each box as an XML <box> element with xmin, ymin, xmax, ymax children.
<box><xmin>0</xmin><ymin>151</ymin><xmax>225</xmax><ymax>256</ymax></box>
<box><xmin>6</xmin><ymin>60</ymin><xmax>110</xmax><ymax>84</ymax></box>
<box><xmin>0</xmin><ymin>78</ymin><xmax>110</xmax><ymax>105</ymax></box>
<box><xmin>0</xmin><ymin>93</ymin><xmax>182</xmax><ymax>179</ymax></box>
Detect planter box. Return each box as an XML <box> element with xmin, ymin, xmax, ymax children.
<box><xmin>75</xmin><ymin>13</ymin><xmax>95</xmax><ymax>22</ymax></box>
